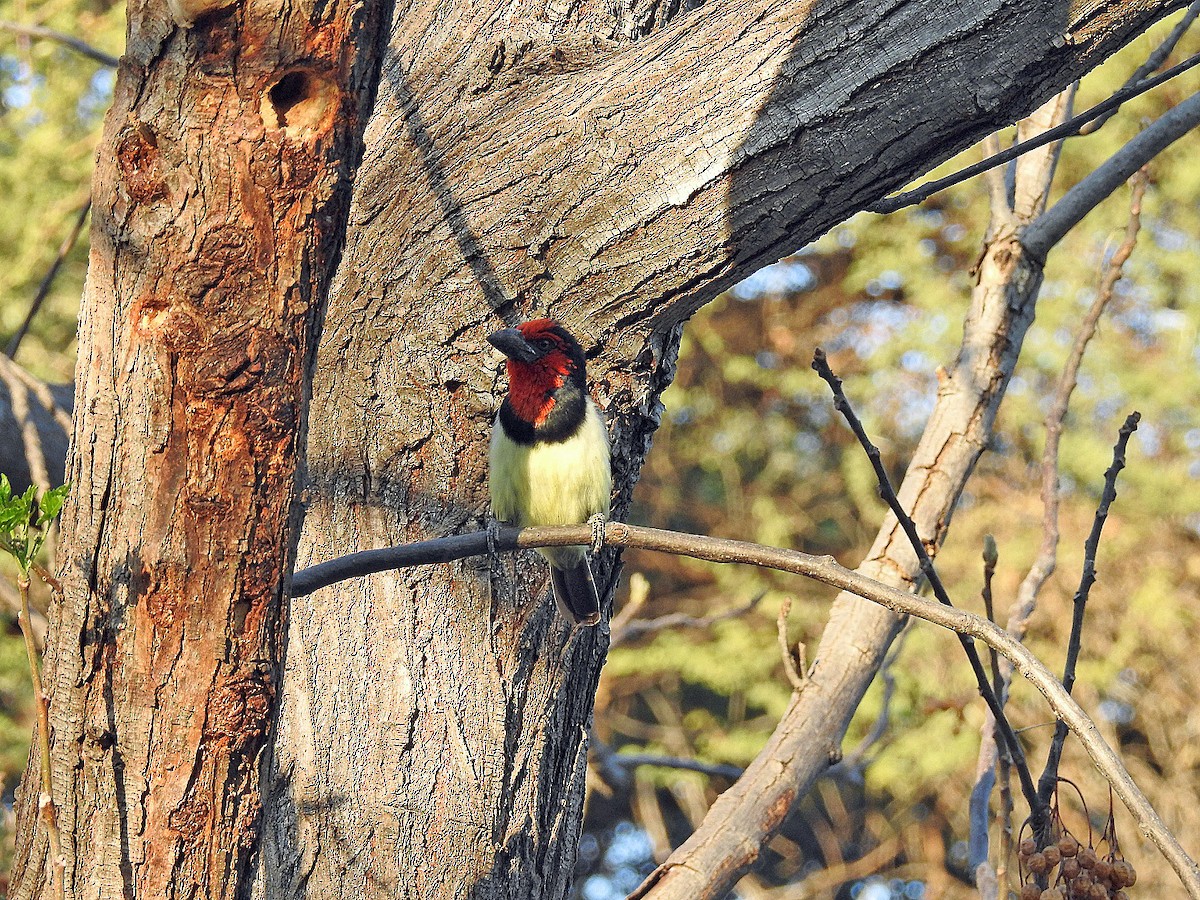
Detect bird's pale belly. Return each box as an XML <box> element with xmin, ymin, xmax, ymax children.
<box><xmin>489</xmin><ymin>401</ymin><xmax>611</xmax><ymax>528</ymax></box>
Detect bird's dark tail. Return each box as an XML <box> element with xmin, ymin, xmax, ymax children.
<box><xmin>550</xmin><ymin>557</ymin><xmax>601</xmax><ymax>626</ymax></box>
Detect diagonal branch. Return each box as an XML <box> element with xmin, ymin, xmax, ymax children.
<box><xmin>1025</xmin><ymin>89</ymin><xmax>1200</xmax><ymax>258</ymax></box>
<box><xmin>1080</xmin><ymin>0</ymin><xmax>1200</xmax><ymax>135</ymax></box>
<box><xmin>0</xmin><ymin>20</ymin><xmax>119</xmax><ymax>67</ymax></box>
<box><xmin>5</xmin><ymin>199</ymin><xmax>91</xmax><ymax>360</ymax></box>
<box><xmin>868</xmin><ymin>53</ymin><xmax>1199</xmax><ymax>215</ymax></box>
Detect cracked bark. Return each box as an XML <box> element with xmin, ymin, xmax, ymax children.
<box><xmin>7</xmin><ymin>0</ymin><xmax>390</xmax><ymax>897</ymax></box>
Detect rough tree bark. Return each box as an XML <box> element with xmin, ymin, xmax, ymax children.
<box><xmin>8</xmin><ymin>0</ymin><xmax>390</xmax><ymax>897</ymax></box>
<box><xmin>251</xmin><ymin>1</ymin><xmax>1186</xmax><ymax>899</ymax></box>
<box><xmin>8</xmin><ymin>0</ymin><xmax>1185</xmax><ymax>898</ymax></box>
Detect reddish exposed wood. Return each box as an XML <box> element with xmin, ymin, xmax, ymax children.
<box><xmin>8</xmin><ymin>1</ymin><xmax>388</xmax><ymax>898</ymax></box>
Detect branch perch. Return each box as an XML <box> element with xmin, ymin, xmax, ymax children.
<box><xmin>290</xmin><ymin>520</ymin><xmax>1200</xmax><ymax>896</ymax></box>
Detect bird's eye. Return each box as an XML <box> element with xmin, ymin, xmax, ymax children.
<box><xmin>533</xmin><ymin>338</ymin><xmax>555</xmax><ymax>351</ymax></box>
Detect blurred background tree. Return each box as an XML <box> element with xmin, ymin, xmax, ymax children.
<box><xmin>0</xmin><ymin>3</ymin><xmax>1197</xmax><ymax>898</ymax></box>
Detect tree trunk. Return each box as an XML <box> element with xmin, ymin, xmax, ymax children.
<box><xmin>8</xmin><ymin>0</ymin><xmax>389</xmax><ymax>897</ymax></box>
<box><xmin>253</xmin><ymin>1</ymin><xmax>1183</xmax><ymax>898</ymax></box>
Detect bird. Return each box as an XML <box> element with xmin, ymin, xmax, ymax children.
<box><xmin>488</xmin><ymin>318</ymin><xmax>611</xmax><ymax>626</ymax></box>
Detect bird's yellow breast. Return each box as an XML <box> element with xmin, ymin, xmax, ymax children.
<box><xmin>489</xmin><ymin>399</ymin><xmax>611</xmax><ymax>528</ymax></box>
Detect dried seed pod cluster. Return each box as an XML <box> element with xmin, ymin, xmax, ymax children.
<box><xmin>1016</xmin><ymin>831</ymin><xmax>1138</xmax><ymax>899</ymax></box>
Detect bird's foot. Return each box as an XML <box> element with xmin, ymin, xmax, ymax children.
<box><xmin>486</xmin><ymin>519</ymin><xmax>503</xmax><ymax>560</ymax></box>
<box><xmin>587</xmin><ymin>513</ymin><xmax>608</xmax><ymax>556</ymax></box>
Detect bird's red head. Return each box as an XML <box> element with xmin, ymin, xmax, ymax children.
<box><xmin>489</xmin><ymin>319</ymin><xmax>587</xmax><ymax>427</ymax></box>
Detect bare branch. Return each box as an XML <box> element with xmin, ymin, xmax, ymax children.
<box><xmin>1036</xmin><ymin>412</ymin><xmax>1142</xmax><ymax>810</ymax></box>
<box><xmin>592</xmin><ymin>732</ymin><xmax>746</xmax><ymax>788</ymax></box>
<box><xmin>291</xmin><ymin>518</ymin><xmax>1200</xmax><ymax>898</ymax></box>
<box><xmin>981</xmin><ymin>535</ymin><xmax>1002</xmax><ymax>692</ymax></box>
<box><xmin>612</xmin><ymin>590</ymin><xmax>765</xmax><ymax>647</ymax></box>
<box><xmin>1080</xmin><ymin>1</ymin><xmax>1200</xmax><ymax>135</ymax></box>
<box><xmin>1025</xmin><ymin>90</ymin><xmax>1200</xmax><ymax>258</ymax></box>
<box><xmin>969</xmin><ymin>536</ymin><xmax>1004</xmax><ymax>883</ymax></box>
<box><xmin>776</xmin><ymin>599</ymin><xmax>807</xmax><ymax>692</ymax></box>
<box><xmin>1012</xmin><ymin>86</ymin><xmax>1077</xmax><ymax>221</ymax></box>
<box><xmin>609</xmin><ymin>571</ymin><xmax>652</xmax><ymax>640</ymax></box>
<box><xmin>867</xmin><ymin>53</ymin><xmax>1200</xmax><ymax>215</ymax></box>
<box><xmin>0</xmin><ymin>20</ymin><xmax>119</xmax><ymax>67</ymax></box>
<box><xmin>810</xmin><ymin>348</ymin><xmax>1042</xmax><ymax>824</ymax></box>
<box><xmin>1012</xmin><ymin>170</ymin><xmax>1149</xmax><ymax>641</ymax></box>
<box><xmin>5</xmin><ymin>199</ymin><xmax>91</xmax><ymax>360</ymax></box>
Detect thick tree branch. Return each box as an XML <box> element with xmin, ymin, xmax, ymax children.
<box><xmin>293</xmin><ymin>519</ymin><xmax>1200</xmax><ymax>895</ymax></box>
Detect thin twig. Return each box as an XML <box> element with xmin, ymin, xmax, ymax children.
<box><xmin>979</xmin><ymin>537</ymin><xmax>1017</xmax><ymax>891</ymax></box>
<box><xmin>969</xmin><ymin>536</ymin><xmax>1004</xmax><ymax>890</ymax></box>
<box><xmin>290</xmin><ymin>518</ymin><xmax>1200</xmax><ymax>894</ymax></box>
<box><xmin>612</xmin><ymin>590</ymin><xmax>765</xmax><ymax>646</ymax></box>
<box><xmin>0</xmin><ymin>20</ymin><xmax>118</xmax><ymax>67</ymax></box>
<box><xmin>866</xmin><ymin>53</ymin><xmax>1200</xmax><ymax>215</ymax></box>
<box><xmin>17</xmin><ymin>575</ymin><xmax>64</xmax><ymax>900</ymax></box>
<box><xmin>1013</xmin><ymin>169</ymin><xmax>1149</xmax><ymax>646</ymax></box>
<box><xmin>605</xmin><ymin>752</ymin><xmax>743</xmax><ymax>783</ymax></box>
<box><xmin>1036</xmin><ymin>412</ymin><xmax>1141</xmax><ymax>810</ymax></box>
<box><xmin>5</xmin><ymin>199</ymin><xmax>92</xmax><ymax>360</ymax></box>
<box><xmin>1079</xmin><ymin>1</ymin><xmax>1200</xmax><ymax>136</ymax></box>
<box><xmin>776</xmin><ymin>599</ymin><xmax>807</xmax><ymax>691</ymax></box>
<box><xmin>981</xmin><ymin>535</ymin><xmax>1001</xmax><ymax>694</ymax></box>
<box><xmin>609</xmin><ymin>571</ymin><xmax>651</xmax><ymax>640</ymax></box>
<box><xmin>810</xmin><ymin>348</ymin><xmax>1042</xmax><ymax>828</ymax></box>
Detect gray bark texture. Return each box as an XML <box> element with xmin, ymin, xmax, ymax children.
<box><xmin>5</xmin><ymin>0</ymin><xmax>1186</xmax><ymax>898</ymax></box>
<box><xmin>253</xmin><ymin>1</ymin><xmax>1186</xmax><ymax>899</ymax></box>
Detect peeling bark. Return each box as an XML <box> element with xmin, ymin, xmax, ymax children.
<box><xmin>8</xmin><ymin>1</ymin><xmax>390</xmax><ymax>897</ymax></box>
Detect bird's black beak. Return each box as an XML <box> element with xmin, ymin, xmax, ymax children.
<box><xmin>488</xmin><ymin>328</ymin><xmax>540</xmax><ymax>363</ymax></box>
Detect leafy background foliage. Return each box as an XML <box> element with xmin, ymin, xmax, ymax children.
<box><xmin>0</xmin><ymin>4</ymin><xmax>1198</xmax><ymax>898</ymax></box>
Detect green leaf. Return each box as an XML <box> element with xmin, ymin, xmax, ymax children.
<box><xmin>36</xmin><ymin>482</ymin><xmax>70</xmax><ymax>526</ymax></box>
